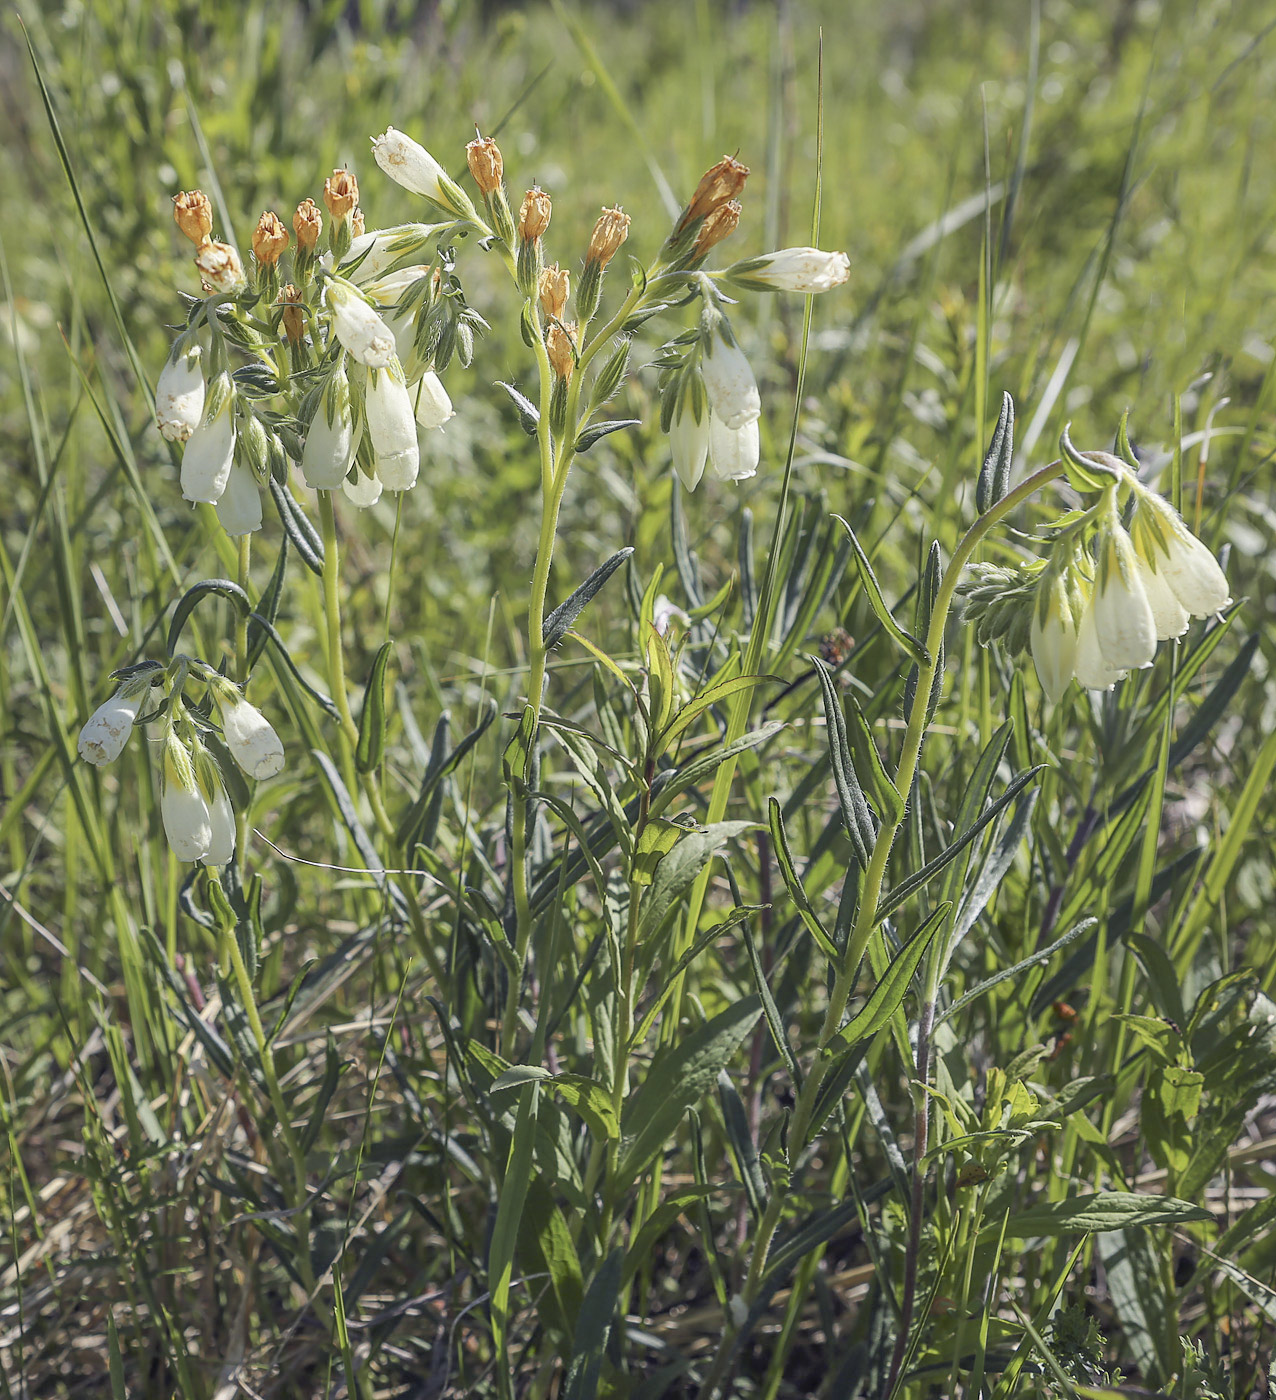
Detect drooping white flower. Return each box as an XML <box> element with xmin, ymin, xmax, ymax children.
<box><xmin>161</xmin><ymin>737</ymin><xmax>213</xmax><ymax>862</ymax></box>
<box><xmin>302</xmin><ymin>367</ymin><xmax>356</xmax><ymax>490</ymax></box>
<box><xmin>372</xmin><ymin>128</ymin><xmax>450</xmax><ymax>204</ymax></box>
<box><xmin>156</xmin><ymin>342</ymin><xmax>206</xmax><ymax>442</ymax></box>
<box><xmin>669</xmin><ymin>378</ymin><xmax>710</xmax><ymax>491</ymax></box>
<box><xmin>216</xmin><ymin>692</ymin><xmax>285</xmax><ymax>780</ymax></box>
<box><xmin>180</xmin><ymin>386</ymin><xmax>236</xmax><ymax>504</ymax></box>
<box><xmin>201</xmin><ymin>761</ymin><xmax>236</xmax><ymax>866</ymax></box>
<box><xmin>1030</xmin><ymin>572</ymin><xmax>1080</xmax><ymax>705</ymax></box>
<box><xmin>707</xmin><ymin>413</ymin><xmax>759</xmax><ymax>482</ymax></box>
<box><xmin>653</xmin><ymin>595</ymin><xmax>691</xmax><ymax>637</ymax></box>
<box><xmin>366</xmin><ymin>363</ymin><xmax>420</xmax><ymax>490</ymax></box>
<box><xmin>364</xmin><ymin>266</ymin><xmax>431</xmax><ymax>380</ymax></box>
<box><xmin>1090</xmin><ymin>517</ymin><xmax>1157</xmax><ymax>674</ymax></box>
<box><xmin>216</xmin><ymin>461</ymin><xmax>262</xmax><ymax>536</ymax></box>
<box><xmin>1134</xmin><ymin>557</ymin><xmax>1190</xmax><ymax>641</ymax></box>
<box><xmin>78</xmin><ymin>685</ymin><xmax>145</xmax><ymax>765</ymax></box>
<box><xmin>412</xmin><ymin>370</ymin><xmax>454</xmax><ymax>429</ymax></box>
<box><xmin>731</xmin><ymin>247</ymin><xmax>851</xmax><ymax>293</ymax></box>
<box><xmin>343</xmin><ymin>466</ymin><xmax>383</xmax><ymax>508</ymax></box>
<box><xmin>325</xmin><ymin>280</ymin><xmax>396</xmax><ymax>368</ymax></box>
<box><xmin>700</xmin><ymin>329</ymin><xmax>760</xmax><ymax>430</ymax></box>
<box><xmin>1073</xmin><ymin>589</ymin><xmax>1128</xmax><ymax>692</ymax></box>
<box><xmin>1132</xmin><ymin>487</ymin><xmax>1231</xmax><ymax>618</ymax></box>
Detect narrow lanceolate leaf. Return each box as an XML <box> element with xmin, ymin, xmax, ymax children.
<box><xmin>636</xmin><ymin>820</ymin><xmax>756</xmax><ymax>944</ymax></box>
<box><xmin>543</xmin><ymin>548</ymin><xmax>634</xmax><ymax>650</ymax></box>
<box><xmin>813</xmin><ymin>657</ymin><xmax>876</xmax><ymax>868</ymax></box>
<box><xmin>488</xmin><ymin>1083</ymin><xmax>540</xmax><ymax>1371</ymax></box>
<box><xmin>976</xmin><ymin>390</ymin><xmax>1015</xmax><ymax>513</ymax></box>
<box><xmin>616</xmin><ymin>995</ymin><xmax>762</xmax><ymax>1188</ymax></box>
<box><xmin>767</xmin><ymin>799</ymin><xmax>839</xmax><ymax>962</ymax></box>
<box><xmin>574</xmin><ymin>417</ymin><xmax>641</xmax><ymax>452</ymax></box>
<box><xmin>827</xmin><ymin>902</ymin><xmax>949</xmax><ymax>1052</ymax></box>
<box><xmin>396</xmin><ymin>697</ymin><xmax>497</xmax><ymax>852</ymax></box>
<box><xmin>658</xmin><ymin>672</ymin><xmax>781</xmax><ymax>749</ymax></box>
<box><xmin>267</xmin><ymin>473</ymin><xmax>324</xmax><ymax>574</ymax></box>
<box><xmin>831</xmin><ymin>513</ymin><xmax>929</xmax><ymax>666</ymax></box>
<box><xmin>562</xmin><ymin>1248</ymin><xmax>624</xmax><ymax>1400</ymax></box>
<box><xmin>355</xmin><ymin>641</ymin><xmax>393</xmax><ymax>773</ymax></box>
<box><xmin>990</xmin><ymin>1191</ymin><xmax>1211</xmax><ymax>1240</ymax></box>
<box><xmin>496</xmin><ymin>379</ymin><xmax>540</xmax><ymax>433</ymax></box>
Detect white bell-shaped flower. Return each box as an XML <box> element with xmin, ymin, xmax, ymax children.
<box><xmin>412</xmin><ymin>370</ymin><xmax>454</xmax><ymax>430</ymax></box>
<box><xmin>1029</xmin><ymin>573</ymin><xmax>1080</xmax><ymax>705</ymax></box>
<box><xmin>78</xmin><ymin>685</ymin><xmax>145</xmax><ymax>765</ymax></box>
<box><xmin>180</xmin><ymin>388</ymin><xmax>236</xmax><ymax>504</ymax></box>
<box><xmin>1090</xmin><ymin>519</ymin><xmax>1156</xmax><ymax>674</ymax></box>
<box><xmin>156</xmin><ymin>342</ymin><xmax>206</xmax><ymax>443</ymax></box>
<box><xmin>366</xmin><ymin>363</ymin><xmax>420</xmax><ymax>490</ymax></box>
<box><xmin>372</xmin><ymin>128</ymin><xmax>450</xmax><ymax>204</ymax></box>
<box><xmin>734</xmin><ymin>247</ymin><xmax>851</xmax><ymax>293</ymax></box>
<box><xmin>216</xmin><ymin>462</ymin><xmax>263</xmax><ymax>536</ymax></box>
<box><xmin>1134</xmin><ymin>558</ymin><xmax>1190</xmax><ymax>641</ymax></box>
<box><xmin>344</xmin><ymin>466</ymin><xmax>383</xmax><ymax>508</ymax></box>
<box><xmin>1132</xmin><ymin>488</ymin><xmax>1231</xmax><ymax>618</ymax></box>
<box><xmin>325</xmin><ymin>281</ymin><xmax>396</xmax><ymax>369</ymax></box>
<box><xmin>669</xmin><ymin>380</ymin><xmax>709</xmax><ymax>491</ymax></box>
<box><xmin>707</xmin><ymin>413</ymin><xmax>759</xmax><ymax>482</ymax></box>
<box><xmin>1073</xmin><ymin>591</ymin><xmax>1128</xmax><ymax>692</ymax></box>
<box><xmin>161</xmin><ymin>737</ymin><xmax>213</xmax><ymax>862</ymax></box>
<box><xmin>700</xmin><ymin>329</ymin><xmax>760</xmax><ymax>430</ymax></box>
<box><xmin>302</xmin><ymin>368</ymin><xmax>356</xmax><ymax>490</ymax></box>
<box><xmin>216</xmin><ymin>691</ymin><xmax>285</xmax><ymax>780</ymax></box>
<box><xmin>195</xmin><ymin>752</ymin><xmax>236</xmax><ymax>866</ymax></box>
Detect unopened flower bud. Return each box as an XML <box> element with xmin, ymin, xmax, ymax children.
<box><xmin>693</xmin><ymin>200</ymin><xmax>741</xmax><ymax>258</ymax></box>
<box><xmin>546</xmin><ymin>320</ymin><xmax>576</xmax><ymax>379</ymax></box>
<box><xmin>194</xmin><ymin>240</ymin><xmax>247</xmax><ymax>295</ymax></box>
<box><xmin>173</xmin><ymin>189</ymin><xmax>213</xmax><ymax>245</ymax></box>
<box><xmin>280</xmin><ymin>284</ymin><xmax>305</xmax><ymax>342</ymax></box>
<box><xmin>351</xmin><ymin>207</ymin><xmax>365</xmax><ymax>238</ymax></box>
<box><xmin>538</xmin><ymin>263</ymin><xmax>570</xmax><ymax>321</ymax></box>
<box><xmin>412</xmin><ymin>370</ymin><xmax>454</xmax><ymax>430</ymax></box>
<box><xmin>373</xmin><ymin>127</ymin><xmax>449</xmax><ymax>204</ymax></box>
<box><xmin>518</xmin><ymin>187</ymin><xmax>552</xmax><ymax>242</ymax></box>
<box><xmin>293</xmin><ymin>198</ymin><xmax>323</xmax><ymax>252</ymax></box>
<box><xmin>252</xmin><ymin>211</ymin><xmax>289</xmax><ymax>267</ymax></box>
<box><xmin>324</xmin><ymin>169</ymin><xmax>359</xmax><ymax>222</ymax></box>
<box><xmin>730</xmin><ymin>246</ymin><xmax>851</xmax><ymax>292</ymax></box>
<box><xmin>587</xmin><ymin>205</ymin><xmax>630</xmax><ymax>267</ymax></box>
<box><xmin>467</xmin><ymin>136</ymin><xmax>504</xmax><ymax>194</ymax></box>
<box><xmin>680</xmin><ymin>155</ymin><xmax>749</xmax><ymax>230</ymax></box>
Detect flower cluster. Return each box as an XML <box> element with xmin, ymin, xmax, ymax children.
<box><xmin>77</xmin><ymin>661</ymin><xmax>285</xmax><ymax>864</ymax></box>
<box><xmin>963</xmin><ymin>444</ymin><xmax>1231</xmax><ymax>703</ymax></box>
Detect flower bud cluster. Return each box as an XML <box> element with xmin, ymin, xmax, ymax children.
<box><xmin>77</xmin><ymin>661</ymin><xmax>286</xmax><ymax>865</ymax></box>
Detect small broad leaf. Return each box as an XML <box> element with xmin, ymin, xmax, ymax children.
<box><xmin>632</xmin><ymin>816</ymin><xmax>686</xmax><ymax>887</ymax></box>
<box><xmin>636</xmin><ymin>820</ymin><xmax>756</xmax><ymax>944</ymax></box>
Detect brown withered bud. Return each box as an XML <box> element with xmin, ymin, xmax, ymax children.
<box><xmin>173</xmin><ymin>189</ymin><xmax>213</xmax><ymax>245</ymax></box>
<box><xmin>280</xmin><ymin>284</ymin><xmax>304</xmax><ymax>342</ymax></box>
<box><xmin>538</xmin><ymin>264</ymin><xmax>570</xmax><ymax>322</ymax></box>
<box><xmin>194</xmin><ymin>240</ymin><xmax>247</xmax><ymax>295</ymax></box>
<box><xmin>293</xmin><ymin>198</ymin><xmax>323</xmax><ymax>251</ymax></box>
<box><xmin>467</xmin><ymin>136</ymin><xmax>504</xmax><ymax>195</ymax></box>
<box><xmin>680</xmin><ymin>154</ymin><xmax>749</xmax><ymax>229</ymax></box>
<box><xmin>252</xmin><ymin>211</ymin><xmax>289</xmax><ymax>267</ymax></box>
<box><xmin>324</xmin><ymin>169</ymin><xmax>359</xmax><ymax>222</ymax></box>
<box><xmin>693</xmin><ymin>199</ymin><xmax>741</xmax><ymax>257</ymax></box>
<box><xmin>587</xmin><ymin>205</ymin><xmax>630</xmax><ymax>268</ymax></box>
<box><xmin>351</xmin><ymin>207</ymin><xmax>365</xmax><ymax>238</ymax></box>
<box><xmin>545</xmin><ymin>320</ymin><xmax>577</xmax><ymax>379</ymax></box>
<box><xmin>518</xmin><ymin>187</ymin><xmax>552</xmax><ymax>242</ymax></box>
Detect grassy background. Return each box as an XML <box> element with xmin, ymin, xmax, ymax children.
<box><xmin>4</xmin><ymin>0</ymin><xmax>1276</xmax><ymax>1395</ymax></box>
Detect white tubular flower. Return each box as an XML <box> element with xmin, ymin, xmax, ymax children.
<box><xmin>199</xmin><ymin>758</ymin><xmax>236</xmax><ymax>866</ymax></box>
<box><xmin>1134</xmin><ymin>557</ymin><xmax>1190</xmax><ymax>641</ymax></box>
<box><xmin>161</xmin><ymin>737</ymin><xmax>213</xmax><ymax>863</ymax></box>
<box><xmin>653</xmin><ymin>595</ymin><xmax>691</xmax><ymax>637</ymax></box>
<box><xmin>1132</xmin><ymin>487</ymin><xmax>1231</xmax><ymax>618</ymax></box>
<box><xmin>1030</xmin><ymin>572</ymin><xmax>1080</xmax><ymax>705</ymax></box>
<box><xmin>180</xmin><ymin>383</ymin><xmax>236</xmax><ymax>504</ymax></box>
<box><xmin>325</xmin><ymin>280</ymin><xmax>396</xmax><ymax>368</ymax></box>
<box><xmin>340</xmin><ymin>225</ymin><xmax>446</xmax><ymax>282</ymax></box>
<box><xmin>156</xmin><ymin>342</ymin><xmax>206</xmax><ymax>442</ymax></box>
<box><xmin>215</xmin><ymin>461</ymin><xmax>262</xmax><ymax>536</ymax></box>
<box><xmin>732</xmin><ymin>247</ymin><xmax>851</xmax><ymax>292</ymax></box>
<box><xmin>700</xmin><ymin>329</ymin><xmax>760</xmax><ymax>430</ymax></box>
<box><xmin>1073</xmin><ymin>589</ymin><xmax>1127</xmax><ymax>692</ymax></box>
<box><xmin>412</xmin><ymin>370</ymin><xmax>454</xmax><ymax>430</ymax></box>
<box><xmin>1090</xmin><ymin>515</ymin><xmax>1156</xmax><ymax>673</ymax></box>
<box><xmin>367</xmin><ymin>363</ymin><xmax>420</xmax><ymax>490</ymax></box>
<box><xmin>372</xmin><ymin>127</ymin><xmax>450</xmax><ymax>204</ymax></box>
<box><xmin>302</xmin><ymin>368</ymin><xmax>356</xmax><ymax>490</ymax></box>
<box><xmin>707</xmin><ymin>413</ymin><xmax>760</xmax><ymax>482</ymax></box>
<box><xmin>344</xmin><ymin>466</ymin><xmax>383</xmax><ymax>508</ymax></box>
<box><xmin>78</xmin><ymin>684</ymin><xmax>146</xmax><ymax>765</ymax></box>
<box><xmin>216</xmin><ymin>691</ymin><xmax>285</xmax><ymax>780</ymax></box>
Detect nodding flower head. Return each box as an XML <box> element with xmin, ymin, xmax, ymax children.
<box><xmin>1130</xmin><ymin>484</ymin><xmax>1231</xmax><ymax>620</ymax></box>
<box><xmin>156</xmin><ymin>341</ymin><xmax>206</xmax><ymax>443</ymax></box>
<box><xmin>700</xmin><ymin>319</ymin><xmax>760</xmax><ymax>431</ymax></box>
<box><xmin>179</xmin><ymin>377</ymin><xmax>236</xmax><ymax>504</ymax></box>
<box><xmin>161</xmin><ymin>735</ymin><xmax>213</xmax><ymax>863</ymax></box>
<box><xmin>77</xmin><ymin>680</ymin><xmax>150</xmax><ymax>766</ymax></box>
<box><xmin>1087</xmin><ymin>504</ymin><xmax>1157</xmax><ymax>678</ymax></box>
<box><xmin>1030</xmin><ymin>564</ymin><xmax>1082</xmax><ymax>705</ymax></box>
<box><xmin>325</xmin><ymin>280</ymin><xmax>396</xmax><ymax>368</ymax></box>
<box><xmin>366</xmin><ymin>361</ymin><xmax>421</xmax><ymax>491</ymax></box>
<box><xmin>214</xmin><ymin>686</ymin><xmax>286</xmax><ymax>780</ymax></box>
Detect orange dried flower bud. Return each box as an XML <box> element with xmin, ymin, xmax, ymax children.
<box><xmin>280</xmin><ymin>284</ymin><xmax>304</xmax><ymax>342</ymax></box>
<box><xmin>587</xmin><ymin>205</ymin><xmax>630</xmax><ymax>267</ymax></box>
<box><xmin>351</xmin><ymin>207</ymin><xmax>365</xmax><ymax>238</ymax></box>
<box><xmin>546</xmin><ymin>320</ymin><xmax>577</xmax><ymax>379</ymax></box>
<box><xmin>323</xmin><ymin>169</ymin><xmax>359</xmax><ymax>221</ymax></box>
<box><xmin>680</xmin><ymin>155</ymin><xmax>749</xmax><ymax>229</ymax></box>
<box><xmin>518</xmin><ymin>187</ymin><xmax>552</xmax><ymax>242</ymax></box>
<box><xmin>252</xmin><ymin>211</ymin><xmax>289</xmax><ymax>268</ymax></box>
<box><xmin>173</xmin><ymin>189</ymin><xmax>213</xmax><ymax>245</ymax></box>
<box><xmin>693</xmin><ymin>199</ymin><xmax>741</xmax><ymax>257</ymax></box>
<box><xmin>538</xmin><ymin>263</ymin><xmax>570</xmax><ymax>321</ymax></box>
<box><xmin>293</xmin><ymin>198</ymin><xmax>323</xmax><ymax>251</ymax></box>
<box><xmin>467</xmin><ymin>136</ymin><xmax>504</xmax><ymax>195</ymax></box>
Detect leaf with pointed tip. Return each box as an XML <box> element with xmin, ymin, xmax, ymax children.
<box><xmin>831</xmin><ymin>514</ymin><xmax>929</xmax><ymax>665</ymax></box>
<box><xmin>543</xmin><ymin>548</ymin><xmax>634</xmax><ymax>650</ymax></box>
